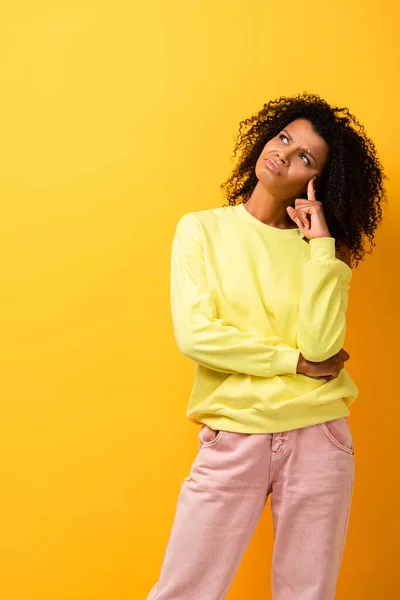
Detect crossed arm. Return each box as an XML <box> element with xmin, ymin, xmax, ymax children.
<box><xmin>170</xmin><ymin>213</ymin><xmax>353</xmax><ymax>377</ymax></box>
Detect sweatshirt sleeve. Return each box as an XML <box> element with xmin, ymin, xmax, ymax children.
<box><xmin>170</xmin><ymin>213</ymin><xmax>301</xmax><ymax>377</ymax></box>
<box><xmin>296</xmin><ymin>237</ymin><xmax>352</xmax><ymax>363</ymax></box>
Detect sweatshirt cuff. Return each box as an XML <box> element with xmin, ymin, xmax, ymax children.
<box><xmin>270</xmin><ymin>347</ymin><xmax>301</xmax><ymax>376</ymax></box>
<box><xmin>309</xmin><ymin>237</ymin><xmax>336</xmax><ymax>261</ymax></box>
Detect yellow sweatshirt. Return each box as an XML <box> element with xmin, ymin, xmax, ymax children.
<box><xmin>170</xmin><ymin>202</ymin><xmax>359</xmax><ymax>434</ymax></box>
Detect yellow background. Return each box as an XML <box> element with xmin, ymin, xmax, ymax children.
<box><xmin>0</xmin><ymin>1</ymin><xmax>398</xmax><ymax>598</ymax></box>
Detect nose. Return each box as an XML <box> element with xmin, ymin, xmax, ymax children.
<box><xmin>276</xmin><ymin>148</ymin><xmax>290</xmax><ymax>165</ymax></box>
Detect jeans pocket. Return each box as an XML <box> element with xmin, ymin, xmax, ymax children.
<box><xmin>198</xmin><ymin>424</ymin><xmax>224</xmax><ymax>448</ymax></box>
<box><xmin>321</xmin><ymin>417</ymin><xmax>354</xmax><ymax>455</ymax></box>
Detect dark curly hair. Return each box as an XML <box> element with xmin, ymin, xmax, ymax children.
<box><xmin>220</xmin><ymin>92</ymin><xmax>388</xmax><ymax>268</ymax></box>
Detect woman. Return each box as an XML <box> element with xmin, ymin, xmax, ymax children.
<box><xmin>146</xmin><ymin>92</ymin><xmax>387</xmax><ymax>599</ymax></box>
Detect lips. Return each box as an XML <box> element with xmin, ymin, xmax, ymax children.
<box><xmin>265</xmin><ymin>158</ymin><xmax>280</xmax><ymax>174</ymax></box>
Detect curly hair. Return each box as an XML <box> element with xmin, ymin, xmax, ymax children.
<box><xmin>220</xmin><ymin>92</ymin><xmax>388</xmax><ymax>268</ymax></box>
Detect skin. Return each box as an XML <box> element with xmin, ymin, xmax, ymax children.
<box><xmin>244</xmin><ymin>118</ymin><xmax>330</xmax><ymax>231</ymax></box>
<box><xmin>298</xmin><ymin>349</ymin><xmax>350</xmax><ymax>381</ymax></box>
<box><xmin>244</xmin><ymin>118</ymin><xmax>351</xmax><ymax>379</ymax></box>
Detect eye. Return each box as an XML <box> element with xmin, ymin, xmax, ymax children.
<box><xmin>300</xmin><ymin>153</ymin><xmax>311</xmax><ymax>166</ymax></box>
<box><xmin>279</xmin><ymin>134</ymin><xmax>311</xmax><ymax>166</ymax></box>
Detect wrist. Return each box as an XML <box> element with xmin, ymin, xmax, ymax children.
<box><xmin>312</xmin><ymin>232</ymin><xmax>332</xmax><ymax>239</ymax></box>
<box><xmin>296</xmin><ymin>354</ymin><xmax>307</xmax><ymax>374</ymax></box>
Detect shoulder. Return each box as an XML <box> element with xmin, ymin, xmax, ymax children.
<box><xmin>175</xmin><ymin>206</ymin><xmax>233</xmax><ymax>235</ymax></box>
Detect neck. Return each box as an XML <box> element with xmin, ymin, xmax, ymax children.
<box><xmin>244</xmin><ymin>182</ymin><xmax>297</xmax><ymax>229</ymax></box>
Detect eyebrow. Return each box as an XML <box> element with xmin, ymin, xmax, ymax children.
<box><xmin>282</xmin><ymin>129</ymin><xmax>317</xmax><ymax>164</ymax></box>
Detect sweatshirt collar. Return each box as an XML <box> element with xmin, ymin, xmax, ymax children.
<box><xmin>234</xmin><ymin>202</ymin><xmax>303</xmax><ymax>237</ymax></box>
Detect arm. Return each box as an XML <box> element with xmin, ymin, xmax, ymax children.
<box><xmin>170</xmin><ymin>213</ymin><xmax>301</xmax><ymax>377</ymax></box>
<box><xmin>296</xmin><ymin>237</ymin><xmax>353</xmax><ymax>363</ymax></box>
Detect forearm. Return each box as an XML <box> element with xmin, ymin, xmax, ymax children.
<box><xmin>171</xmin><ymin>213</ymin><xmax>302</xmax><ymax>377</ymax></box>
<box><xmin>296</xmin><ymin>237</ymin><xmax>352</xmax><ymax>362</ymax></box>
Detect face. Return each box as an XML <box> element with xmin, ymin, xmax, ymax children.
<box><xmin>255</xmin><ymin>118</ymin><xmax>330</xmax><ymax>201</ymax></box>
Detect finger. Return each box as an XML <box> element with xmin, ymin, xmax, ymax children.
<box><xmin>297</xmin><ymin>209</ymin><xmax>310</xmax><ymax>229</ymax></box>
<box><xmin>287</xmin><ymin>206</ymin><xmax>301</xmax><ymax>227</ymax></box>
<box><xmin>287</xmin><ymin>206</ymin><xmax>294</xmax><ymax>221</ymax></box>
<box><xmin>307</xmin><ymin>176</ymin><xmax>317</xmax><ymax>201</ymax></box>
<box><xmin>290</xmin><ymin>207</ymin><xmax>309</xmax><ymax>230</ymax></box>
<box><xmin>294</xmin><ymin>210</ymin><xmax>308</xmax><ymax>229</ymax></box>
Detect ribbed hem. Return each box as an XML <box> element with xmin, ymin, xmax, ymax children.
<box><xmin>191</xmin><ymin>400</ymin><xmax>351</xmax><ymax>434</ymax></box>
<box><xmin>309</xmin><ymin>237</ymin><xmax>336</xmax><ymax>260</ymax></box>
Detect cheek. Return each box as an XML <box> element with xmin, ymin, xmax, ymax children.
<box><xmin>257</xmin><ymin>150</ymin><xmax>272</xmax><ymax>171</ymax></box>
<box><xmin>289</xmin><ymin>166</ymin><xmax>311</xmax><ymax>184</ymax></box>
<box><xmin>261</xmin><ymin>142</ymin><xmax>273</xmax><ymax>156</ymax></box>
<box><xmin>286</xmin><ymin>171</ymin><xmax>311</xmax><ymax>196</ymax></box>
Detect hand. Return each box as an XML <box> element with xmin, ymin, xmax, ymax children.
<box><xmin>297</xmin><ymin>348</ymin><xmax>350</xmax><ymax>380</ymax></box>
<box><xmin>286</xmin><ymin>176</ymin><xmax>331</xmax><ymax>240</ymax></box>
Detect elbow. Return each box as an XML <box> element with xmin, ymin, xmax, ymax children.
<box><xmin>175</xmin><ymin>337</ymin><xmax>192</xmax><ymax>358</ymax></box>
<box><xmin>179</xmin><ymin>342</ymin><xmax>195</xmax><ymax>360</ymax></box>
<box><xmin>173</xmin><ymin>327</ymin><xmax>196</xmax><ymax>359</ymax></box>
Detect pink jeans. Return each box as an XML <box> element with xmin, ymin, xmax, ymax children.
<box><xmin>146</xmin><ymin>417</ymin><xmax>355</xmax><ymax>600</ymax></box>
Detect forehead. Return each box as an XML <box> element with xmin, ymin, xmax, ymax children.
<box><xmin>284</xmin><ymin>119</ymin><xmax>328</xmax><ymax>153</ymax></box>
